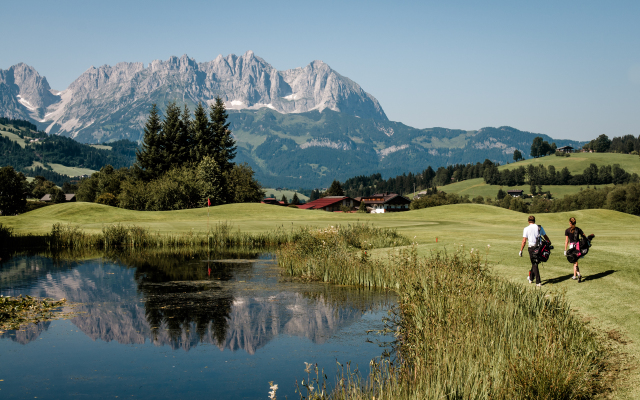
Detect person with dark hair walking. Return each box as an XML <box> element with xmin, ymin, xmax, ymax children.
<box><xmin>565</xmin><ymin>217</ymin><xmax>584</xmax><ymax>282</ymax></box>
<box><xmin>519</xmin><ymin>215</ymin><xmax>551</xmax><ymax>287</ymax></box>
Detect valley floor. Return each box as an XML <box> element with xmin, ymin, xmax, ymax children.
<box><xmin>4</xmin><ymin>202</ymin><xmax>639</xmax><ymax>398</ymax></box>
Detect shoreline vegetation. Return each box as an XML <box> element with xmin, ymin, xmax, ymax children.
<box><xmin>1</xmin><ymin>221</ymin><xmax>617</xmax><ymax>398</ymax></box>
<box><xmin>277</xmin><ymin>228</ymin><xmax>612</xmax><ymax>399</ymax></box>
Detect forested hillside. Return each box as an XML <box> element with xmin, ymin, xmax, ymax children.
<box><xmin>0</xmin><ymin>117</ymin><xmax>137</xmax><ymax>185</ymax></box>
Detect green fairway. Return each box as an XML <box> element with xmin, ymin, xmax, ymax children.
<box><xmin>3</xmin><ymin>202</ymin><xmax>639</xmax><ymax>397</ymax></box>
<box><xmin>440</xmin><ymin>177</ymin><xmax>612</xmax><ymax>199</ymax></box>
<box><xmin>434</xmin><ymin>152</ymin><xmax>639</xmax><ymax>200</ymax></box>
<box><xmin>501</xmin><ymin>152</ymin><xmax>640</xmax><ymax>175</ymax></box>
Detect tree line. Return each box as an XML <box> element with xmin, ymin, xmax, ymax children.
<box><xmin>483</xmin><ymin>163</ymin><xmax>637</xmax><ymax>187</ymax></box>
<box><xmin>76</xmin><ymin>98</ymin><xmax>264</xmax><ymax>210</ymax></box>
<box><xmin>582</xmin><ymin>134</ymin><xmax>640</xmax><ymax>154</ymax></box>
<box><xmin>336</xmin><ymin>160</ymin><xmax>502</xmax><ymax>199</ymax></box>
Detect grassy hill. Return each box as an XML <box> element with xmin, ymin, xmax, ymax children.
<box><xmin>439</xmin><ymin>152</ymin><xmax>640</xmax><ymax>199</ymax></box>
<box><xmin>500</xmin><ymin>152</ymin><xmax>640</xmax><ymax>175</ymax></box>
<box><xmin>2</xmin><ymin>202</ymin><xmax>639</xmax><ymax>396</ymax></box>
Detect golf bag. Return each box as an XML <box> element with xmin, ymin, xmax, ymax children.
<box><xmin>566</xmin><ymin>233</ymin><xmax>595</xmax><ymax>263</ymax></box>
<box><xmin>531</xmin><ymin>225</ymin><xmax>553</xmax><ymax>263</ymax></box>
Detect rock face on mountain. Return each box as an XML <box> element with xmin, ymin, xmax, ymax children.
<box><xmin>0</xmin><ymin>51</ymin><xmax>387</xmax><ymax>142</ymax></box>
<box><xmin>0</xmin><ymin>63</ymin><xmax>59</xmax><ymax>121</ymax></box>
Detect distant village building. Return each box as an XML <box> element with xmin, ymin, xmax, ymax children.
<box><xmin>356</xmin><ymin>193</ymin><xmax>411</xmax><ymax>213</ymax></box>
<box><xmin>557</xmin><ymin>146</ymin><xmax>574</xmax><ymax>153</ymax></box>
<box><xmin>507</xmin><ymin>190</ymin><xmax>524</xmax><ymax>198</ymax></box>
<box><xmin>298</xmin><ymin>196</ymin><xmax>359</xmax><ymax>212</ymax></box>
<box><xmin>40</xmin><ymin>194</ymin><xmax>76</xmax><ymax>202</ymax></box>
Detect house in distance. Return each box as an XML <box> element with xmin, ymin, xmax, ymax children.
<box><xmin>356</xmin><ymin>193</ymin><xmax>411</xmax><ymax>213</ymax></box>
<box><xmin>298</xmin><ymin>196</ymin><xmax>360</xmax><ymax>212</ymax></box>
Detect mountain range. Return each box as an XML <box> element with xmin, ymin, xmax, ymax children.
<box><xmin>0</xmin><ymin>52</ymin><xmax>585</xmax><ymax>187</ymax></box>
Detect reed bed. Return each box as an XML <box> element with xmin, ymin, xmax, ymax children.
<box><xmin>2</xmin><ymin>222</ymin><xmax>405</xmax><ymax>254</ymax></box>
<box><xmin>277</xmin><ymin>230</ymin><xmax>609</xmax><ymax>399</ymax></box>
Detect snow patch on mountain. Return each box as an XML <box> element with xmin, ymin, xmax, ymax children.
<box><xmin>375</xmin><ymin>123</ymin><xmax>394</xmax><ymax>137</ymax></box>
<box><xmin>300</xmin><ymin>139</ymin><xmax>352</xmax><ymax>151</ymax></box>
<box><xmin>474</xmin><ymin>137</ymin><xmax>517</xmax><ymax>154</ymax></box>
<box><xmin>377</xmin><ymin>144</ymin><xmax>408</xmax><ymax>158</ymax></box>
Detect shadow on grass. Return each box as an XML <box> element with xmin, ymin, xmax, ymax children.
<box><xmin>544</xmin><ymin>274</ymin><xmax>574</xmax><ymax>285</ymax></box>
<box><xmin>582</xmin><ymin>269</ymin><xmax>616</xmax><ymax>282</ymax></box>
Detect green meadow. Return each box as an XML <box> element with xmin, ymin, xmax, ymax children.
<box><xmin>3</xmin><ymin>202</ymin><xmax>639</xmax><ymax>397</ymax></box>
<box><xmin>438</xmin><ymin>152</ymin><xmax>640</xmax><ymax>199</ymax></box>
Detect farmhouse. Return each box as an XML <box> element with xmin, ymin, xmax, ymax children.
<box><xmin>557</xmin><ymin>146</ymin><xmax>574</xmax><ymax>153</ymax></box>
<box><xmin>507</xmin><ymin>190</ymin><xmax>524</xmax><ymax>198</ymax></box>
<box><xmin>298</xmin><ymin>196</ymin><xmax>359</xmax><ymax>212</ymax></box>
<box><xmin>357</xmin><ymin>193</ymin><xmax>411</xmax><ymax>213</ymax></box>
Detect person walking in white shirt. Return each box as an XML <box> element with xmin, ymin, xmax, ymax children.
<box><xmin>519</xmin><ymin>215</ymin><xmax>551</xmax><ymax>287</ymax></box>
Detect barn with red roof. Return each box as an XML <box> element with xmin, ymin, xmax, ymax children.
<box><xmin>298</xmin><ymin>196</ymin><xmax>360</xmax><ymax>212</ymax></box>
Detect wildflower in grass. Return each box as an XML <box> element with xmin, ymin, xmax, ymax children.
<box><xmin>304</xmin><ymin>362</ymin><xmax>312</xmax><ymax>373</ymax></box>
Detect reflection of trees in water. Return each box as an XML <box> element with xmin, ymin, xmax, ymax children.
<box><xmin>110</xmin><ymin>249</ymin><xmax>257</xmax><ymax>350</ymax></box>
<box><xmin>141</xmin><ymin>281</ymin><xmax>234</xmax><ymax>349</ymax></box>
<box><xmin>1</xmin><ymin>251</ymin><xmax>395</xmax><ymax>353</ymax></box>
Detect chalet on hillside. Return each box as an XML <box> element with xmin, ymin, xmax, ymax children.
<box><xmin>40</xmin><ymin>194</ymin><xmax>76</xmax><ymax>202</ymax></box>
<box><xmin>298</xmin><ymin>196</ymin><xmax>359</xmax><ymax>212</ymax></box>
<box><xmin>557</xmin><ymin>146</ymin><xmax>574</xmax><ymax>153</ymax></box>
<box><xmin>507</xmin><ymin>190</ymin><xmax>524</xmax><ymax>198</ymax></box>
<box><xmin>357</xmin><ymin>193</ymin><xmax>411</xmax><ymax>213</ymax></box>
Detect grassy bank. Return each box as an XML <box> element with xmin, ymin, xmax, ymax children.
<box><xmin>277</xmin><ymin>229</ymin><xmax>610</xmax><ymax>399</ymax></box>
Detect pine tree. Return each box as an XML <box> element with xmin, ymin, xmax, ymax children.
<box><xmin>191</xmin><ymin>102</ymin><xmax>211</xmax><ymax>162</ymax></box>
<box><xmin>291</xmin><ymin>193</ymin><xmax>300</xmax><ymax>205</ymax></box>
<box><xmin>176</xmin><ymin>104</ymin><xmax>192</xmax><ymax>165</ymax></box>
<box><xmin>209</xmin><ymin>97</ymin><xmax>236</xmax><ymax>174</ymax></box>
<box><xmin>135</xmin><ymin>104</ymin><xmax>163</xmax><ymax>180</ymax></box>
<box><xmin>0</xmin><ymin>166</ymin><xmax>27</xmax><ymax>215</ymax></box>
<box><xmin>161</xmin><ymin>101</ymin><xmax>182</xmax><ymax>168</ymax></box>
<box><xmin>326</xmin><ymin>180</ymin><xmax>344</xmax><ymax>196</ymax></box>
<box><xmin>280</xmin><ymin>194</ymin><xmax>288</xmax><ymax>205</ymax></box>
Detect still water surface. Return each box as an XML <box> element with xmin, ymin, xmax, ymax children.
<box><xmin>0</xmin><ymin>252</ymin><xmax>395</xmax><ymax>399</ymax></box>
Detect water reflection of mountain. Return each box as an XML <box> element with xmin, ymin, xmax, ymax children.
<box><xmin>0</xmin><ymin>253</ymin><xmax>394</xmax><ymax>353</ymax></box>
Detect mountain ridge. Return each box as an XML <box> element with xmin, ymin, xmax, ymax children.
<box><xmin>1</xmin><ymin>54</ymin><xmax>586</xmax><ymax>187</ymax></box>
<box><xmin>0</xmin><ymin>51</ymin><xmax>387</xmax><ymax>143</ymax></box>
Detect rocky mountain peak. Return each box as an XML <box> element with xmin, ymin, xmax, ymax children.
<box><xmin>0</xmin><ymin>52</ymin><xmax>388</xmax><ymax>142</ymax></box>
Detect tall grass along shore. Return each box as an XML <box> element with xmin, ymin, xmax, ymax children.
<box><xmin>277</xmin><ymin>227</ymin><xmax>612</xmax><ymax>399</ymax></box>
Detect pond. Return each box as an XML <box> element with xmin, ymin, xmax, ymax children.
<box><xmin>0</xmin><ymin>251</ymin><xmax>396</xmax><ymax>399</ymax></box>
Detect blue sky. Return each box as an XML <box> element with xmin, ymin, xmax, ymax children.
<box><xmin>1</xmin><ymin>0</ymin><xmax>639</xmax><ymax>141</ymax></box>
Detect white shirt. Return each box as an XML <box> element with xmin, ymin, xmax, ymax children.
<box><xmin>523</xmin><ymin>223</ymin><xmax>546</xmax><ymax>247</ymax></box>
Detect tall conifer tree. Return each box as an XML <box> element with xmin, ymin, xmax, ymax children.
<box><xmin>209</xmin><ymin>96</ymin><xmax>236</xmax><ymax>174</ymax></box>
<box><xmin>135</xmin><ymin>104</ymin><xmax>163</xmax><ymax>180</ymax></box>
<box><xmin>161</xmin><ymin>101</ymin><xmax>182</xmax><ymax>168</ymax></box>
<box><xmin>177</xmin><ymin>105</ymin><xmax>192</xmax><ymax>165</ymax></box>
<box><xmin>191</xmin><ymin>102</ymin><xmax>212</xmax><ymax>162</ymax></box>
